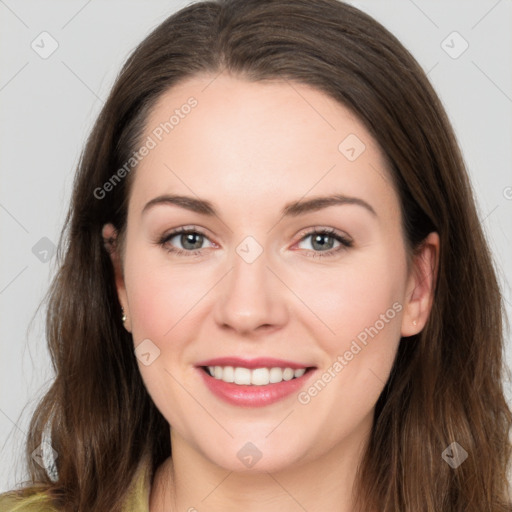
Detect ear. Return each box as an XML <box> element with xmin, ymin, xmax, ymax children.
<box><xmin>102</xmin><ymin>223</ymin><xmax>131</xmax><ymax>332</ymax></box>
<box><xmin>400</xmin><ymin>231</ymin><xmax>440</xmax><ymax>337</ymax></box>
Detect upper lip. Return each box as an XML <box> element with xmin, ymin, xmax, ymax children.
<box><xmin>196</xmin><ymin>357</ymin><xmax>315</xmax><ymax>370</ymax></box>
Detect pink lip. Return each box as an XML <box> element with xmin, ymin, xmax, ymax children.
<box><xmin>195</xmin><ymin>357</ymin><xmax>313</xmax><ymax>370</ymax></box>
<box><xmin>195</xmin><ymin>359</ymin><xmax>317</xmax><ymax>407</ymax></box>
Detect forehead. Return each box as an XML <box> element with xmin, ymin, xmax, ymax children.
<box><xmin>129</xmin><ymin>73</ymin><xmax>399</xmax><ymax>222</ymax></box>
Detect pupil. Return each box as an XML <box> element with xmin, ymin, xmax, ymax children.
<box><xmin>312</xmin><ymin>234</ymin><xmax>333</xmax><ymax>251</ymax></box>
<box><xmin>182</xmin><ymin>233</ymin><xmax>202</xmax><ymax>250</ymax></box>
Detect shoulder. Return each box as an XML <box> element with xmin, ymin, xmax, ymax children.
<box><xmin>0</xmin><ymin>454</ymin><xmax>153</xmax><ymax>512</ymax></box>
<box><xmin>0</xmin><ymin>490</ymin><xmax>58</xmax><ymax>512</ymax></box>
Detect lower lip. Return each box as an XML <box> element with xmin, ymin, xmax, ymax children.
<box><xmin>197</xmin><ymin>367</ymin><xmax>316</xmax><ymax>407</ymax></box>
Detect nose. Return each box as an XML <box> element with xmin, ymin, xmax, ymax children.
<box><xmin>213</xmin><ymin>240</ymin><xmax>289</xmax><ymax>336</ymax></box>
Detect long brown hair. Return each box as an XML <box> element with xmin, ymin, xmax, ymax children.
<box><xmin>7</xmin><ymin>0</ymin><xmax>511</xmax><ymax>510</ymax></box>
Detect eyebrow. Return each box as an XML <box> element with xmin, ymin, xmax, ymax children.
<box><xmin>142</xmin><ymin>193</ymin><xmax>377</xmax><ymax>218</ymax></box>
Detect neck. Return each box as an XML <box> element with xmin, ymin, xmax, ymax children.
<box><xmin>149</xmin><ymin>416</ymin><xmax>372</xmax><ymax>512</ymax></box>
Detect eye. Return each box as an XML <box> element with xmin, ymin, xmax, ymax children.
<box><xmin>157</xmin><ymin>226</ymin><xmax>352</xmax><ymax>259</ymax></box>
<box><xmin>158</xmin><ymin>226</ymin><xmax>214</xmax><ymax>257</ymax></box>
<box><xmin>295</xmin><ymin>228</ymin><xmax>353</xmax><ymax>258</ymax></box>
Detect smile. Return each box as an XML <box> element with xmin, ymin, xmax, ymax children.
<box><xmin>195</xmin><ymin>357</ymin><xmax>317</xmax><ymax>407</ymax></box>
<box><xmin>204</xmin><ymin>365</ymin><xmax>307</xmax><ymax>385</ymax></box>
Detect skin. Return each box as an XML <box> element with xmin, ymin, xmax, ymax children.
<box><xmin>103</xmin><ymin>72</ymin><xmax>439</xmax><ymax>512</ymax></box>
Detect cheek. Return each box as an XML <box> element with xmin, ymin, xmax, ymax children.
<box><xmin>289</xmin><ymin>250</ymin><xmax>405</xmax><ymax>439</ymax></box>
<box><xmin>122</xmin><ymin>249</ymin><xmax>201</xmax><ymax>420</ymax></box>
<box><xmin>289</xmin><ymin>246</ymin><xmax>406</xmax><ymax>353</ymax></box>
<box><xmin>126</xmin><ymin>273</ymin><xmax>170</xmax><ymax>339</ymax></box>
<box><xmin>124</xmin><ymin>247</ymin><xmax>208</xmax><ymax>341</ymax></box>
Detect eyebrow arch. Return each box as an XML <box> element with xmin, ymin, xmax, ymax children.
<box><xmin>282</xmin><ymin>195</ymin><xmax>377</xmax><ymax>217</ymax></box>
<box><xmin>142</xmin><ymin>193</ymin><xmax>377</xmax><ymax>218</ymax></box>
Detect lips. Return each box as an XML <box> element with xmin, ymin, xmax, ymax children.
<box><xmin>195</xmin><ymin>357</ymin><xmax>317</xmax><ymax>407</ymax></box>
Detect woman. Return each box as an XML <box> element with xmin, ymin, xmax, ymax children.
<box><xmin>1</xmin><ymin>0</ymin><xmax>510</xmax><ymax>510</ymax></box>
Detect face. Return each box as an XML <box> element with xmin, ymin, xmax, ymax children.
<box><xmin>104</xmin><ymin>73</ymin><xmax>437</xmax><ymax>473</ymax></box>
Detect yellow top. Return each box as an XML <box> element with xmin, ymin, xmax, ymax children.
<box><xmin>0</xmin><ymin>456</ymin><xmax>152</xmax><ymax>511</ymax></box>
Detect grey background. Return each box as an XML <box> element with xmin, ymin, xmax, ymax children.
<box><xmin>1</xmin><ymin>0</ymin><xmax>511</xmax><ymax>492</ymax></box>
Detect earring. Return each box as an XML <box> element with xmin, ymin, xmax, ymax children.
<box><xmin>413</xmin><ymin>320</ymin><xmax>417</xmax><ymax>326</ymax></box>
<box><xmin>121</xmin><ymin>307</ymin><xmax>127</xmax><ymax>323</ymax></box>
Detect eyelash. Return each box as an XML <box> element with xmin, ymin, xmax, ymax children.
<box><xmin>158</xmin><ymin>226</ymin><xmax>353</xmax><ymax>259</ymax></box>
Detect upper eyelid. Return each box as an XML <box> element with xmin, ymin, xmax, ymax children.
<box><xmin>161</xmin><ymin>225</ymin><xmax>207</xmax><ymax>238</ymax></box>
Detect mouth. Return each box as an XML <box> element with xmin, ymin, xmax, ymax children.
<box><xmin>195</xmin><ymin>358</ymin><xmax>317</xmax><ymax>407</ymax></box>
<box><xmin>200</xmin><ymin>365</ymin><xmax>315</xmax><ymax>385</ymax></box>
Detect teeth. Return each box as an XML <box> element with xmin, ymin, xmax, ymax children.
<box><xmin>251</xmin><ymin>367</ymin><xmax>269</xmax><ymax>385</ymax></box>
<box><xmin>206</xmin><ymin>366</ymin><xmax>307</xmax><ymax>385</ymax></box>
<box><xmin>234</xmin><ymin>367</ymin><xmax>251</xmax><ymax>385</ymax></box>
